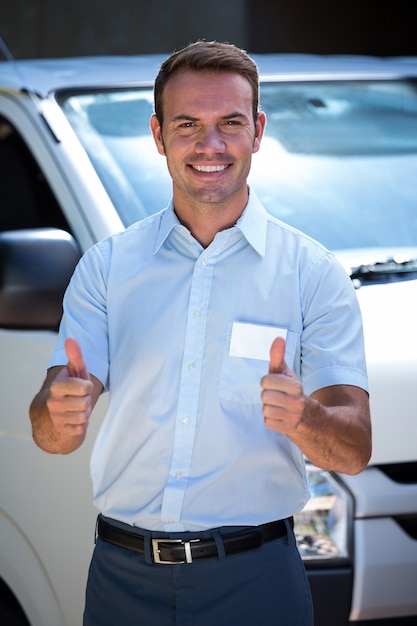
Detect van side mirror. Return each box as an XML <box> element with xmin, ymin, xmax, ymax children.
<box><xmin>0</xmin><ymin>228</ymin><xmax>80</xmax><ymax>329</ymax></box>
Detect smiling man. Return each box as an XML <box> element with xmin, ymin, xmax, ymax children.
<box><xmin>30</xmin><ymin>41</ymin><xmax>371</xmax><ymax>626</ymax></box>
<box><xmin>150</xmin><ymin>69</ymin><xmax>265</xmax><ymax>246</ymax></box>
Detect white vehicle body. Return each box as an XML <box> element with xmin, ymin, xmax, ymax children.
<box><xmin>0</xmin><ymin>54</ymin><xmax>416</xmax><ymax>625</ymax></box>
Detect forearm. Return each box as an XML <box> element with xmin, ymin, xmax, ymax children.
<box><xmin>291</xmin><ymin>390</ymin><xmax>372</xmax><ymax>475</ymax></box>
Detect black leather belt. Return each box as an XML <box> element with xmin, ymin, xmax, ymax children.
<box><xmin>97</xmin><ymin>516</ymin><xmax>293</xmax><ymax>564</ymax></box>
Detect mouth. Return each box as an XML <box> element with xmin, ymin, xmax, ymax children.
<box><xmin>191</xmin><ymin>164</ymin><xmax>230</xmax><ymax>173</ymax></box>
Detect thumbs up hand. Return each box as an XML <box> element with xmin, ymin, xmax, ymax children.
<box><xmin>261</xmin><ymin>337</ymin><xmax>306</xmax><ymax>435</ymax></box>
<box><xmin>260</xmin><ymin>336</ymin><xmax>373</xmax><ymax>474</ymax></box>
<box><xmin>46</xmin><ymin>338</ymin><xmax>94</xmax><ymax>439</ymax></box>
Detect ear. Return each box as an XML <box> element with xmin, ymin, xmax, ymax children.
<box><xmin>253</xmin><ymin>111</ymin><xmax>266</xmax><ymax>154</ymax></box>
<box><xmin>150</xmin><ymin>114</ymin><xmax>166</xmax><ymax>156</ymax></box>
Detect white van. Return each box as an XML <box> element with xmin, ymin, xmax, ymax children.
<box><xmin>1</xmin><ymin>54</ymin><xmax>416</xmax><ymax>626</ymax></box>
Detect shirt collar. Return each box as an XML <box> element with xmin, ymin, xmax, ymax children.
<box><xmin>153</xmin><ymin>188</ymin><xmax>267</xmax><ymax>257</ymax></box>
<box><xmin>154</xmin><ymin>198</ymin><xmax>181</xmax><ymax>254</ymax></box>
<box><xmin>235</xmin><ymin>188</ymin><xmax>267</xmax><ymax>258</ymax></box>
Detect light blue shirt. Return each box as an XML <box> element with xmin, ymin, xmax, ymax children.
<box><xmin>49</xmin><ymin>189</ymin><xmax>368</xmax><ymax>531</ymax></box>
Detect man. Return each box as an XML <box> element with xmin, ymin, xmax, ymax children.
<box><xmin>30</xmin><ymin>41</ymin><xmax>371</xmax><ymax>625</ymax></box>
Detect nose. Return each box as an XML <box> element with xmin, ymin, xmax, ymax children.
<box><xmin>195</xmin><ymin>126</ymin><xmax>226</xmax><ymax>153</ymax></box>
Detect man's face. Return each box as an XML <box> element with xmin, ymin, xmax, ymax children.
<box><xmin>151</xmin><ymin>70</ymin><xmax>266</xmax><ymax>213</ymax></box>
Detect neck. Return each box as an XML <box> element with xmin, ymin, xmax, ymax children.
<box><xmin>173</xmin><ymin>188</ymin><xmax>249</xmax><ymax>248</ymax></box>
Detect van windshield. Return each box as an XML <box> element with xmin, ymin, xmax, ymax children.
<box><xmin>57</xmin><ymin>79</ymin><xmax>417</xmax><ymax>252</ymax></box>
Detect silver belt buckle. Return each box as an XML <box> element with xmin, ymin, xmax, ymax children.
<box><xmin>152</xmin><ymin>538</ymin><xmax>198</xmax><ymax>564</ymax></box>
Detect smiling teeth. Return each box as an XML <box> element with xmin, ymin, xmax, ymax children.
<box><xmin>193</xmin><ymin>164</ymin><xmax>228</xmax><ymax>172</ymax></box>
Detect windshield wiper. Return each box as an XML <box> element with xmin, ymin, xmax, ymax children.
<box><xmin>350</xmin><ymin>257</ymin><xmax>417</xmax><ymax>287</ymax></box>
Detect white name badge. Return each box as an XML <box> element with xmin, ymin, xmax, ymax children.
<box><xmin>229</xmin><ymin>322</ymin><xmax>288</xmax><ymax>361</ymax></box>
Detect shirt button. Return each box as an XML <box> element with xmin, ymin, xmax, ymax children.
<box><xmin>175</xmin><ymin>472</ymin><xmax>183</xmax><ymax>480</ymax></box>
<box><xmin>188</xmin><ymin>362</ymin><xmax>195</xmax><ymax>370</ymax></box>
<box><xmin>182</xmin><ymin>416</ymin><xmax>190</xmax><ymax>424</ymax></box>
<box><xmin>194</xmin><ymin>310</ymin><xmax>201</xmax><ymax>318</ymax></box>
<box><xmin>201</xmin><ymin>259</ymin><xmax>208</xmax><ymax>266</ymax></box>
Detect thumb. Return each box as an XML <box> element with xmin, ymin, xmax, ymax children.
<box><xmin>64</xmin><ymin>338</ymin><xmax>89</xmax><ymax>380</ymax></box>
<box><xmin>269</xmin><ymin>336</ymin><xmax>287</xmax><ymax>374</ymax></box>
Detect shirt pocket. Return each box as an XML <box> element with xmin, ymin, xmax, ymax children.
<box><xmin>218</xmin><ymin>322</ymin><xmax>300</xmax><ymax>405</ymax></box>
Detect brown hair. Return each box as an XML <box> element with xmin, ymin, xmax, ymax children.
<box><xmin>153</xmin><ymin>41</ymin><xmax>260</xmax><ymax>127</ymax></box>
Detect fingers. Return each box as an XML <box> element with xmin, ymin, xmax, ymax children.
<box><xmin>65</xmin><ymin>337</ymin><xmax>89</xmax><ymax>380</ymax></box>
<box><xmin>46</xmin><ymin>387</ymin><xmax>91</xmax><ymax>436</ymax></box>
<box><xmin>46</xmin><ymin>383</ymin><xmax>92</xmax><ymax>436</ymax></box>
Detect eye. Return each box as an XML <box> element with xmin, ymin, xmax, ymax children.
<box><xmin>221</xmin><ymin>119</ymin><xmax>245</xmax><ymax>131</ymax></box>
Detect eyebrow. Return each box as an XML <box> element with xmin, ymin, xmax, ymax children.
<box><xmin>170</xmin><ymin>112</ymin><xmax>250</xmax><ymax>123</ymax></box>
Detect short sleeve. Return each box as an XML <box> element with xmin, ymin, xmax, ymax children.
<box><xmin>300</xmin><ymin>251</ymin><xmax>368</xmax><ymax>396</ymax></box>
<box><xmin>48</xmin><ymin>240</ymin><xmax>111</xmax><ymax>389</ymax></box>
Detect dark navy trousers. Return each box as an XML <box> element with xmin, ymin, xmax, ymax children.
<box><xmin>83</xmin><ymin>519</ymin><xmax>313</xmax><ymax>626</ymax></box>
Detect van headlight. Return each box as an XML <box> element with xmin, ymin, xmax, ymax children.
<box><xmin>294</xmin><ymin>463</ymin><xmax>353</xmax><ymax>563</ymax></box>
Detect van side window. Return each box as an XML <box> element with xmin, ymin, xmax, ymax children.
<box><xmin>0</xmin><ymin>115</ymin><xmax>70</xmax><ymax>233</ymax></box>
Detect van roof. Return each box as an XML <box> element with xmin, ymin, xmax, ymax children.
<box><xmin>0</xmin><ymin>53</ymin><xmax>416</xmax><ymax>98</ymax></box>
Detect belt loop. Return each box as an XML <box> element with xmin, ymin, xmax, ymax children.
<box><xmin>284</xmin><ymin>517</ymin><xmax>295</xmax><ymax>546</ymax></box>
<box><xmin>212</xmin><ymin>529</ymin><xmax>226</xmax><ymax>560</ymax></box>
<box><xmin>143</xmin><ymin>529</ymin><xmax>153</xmax><ymax>564</ymax></box>
<box><xmin>94</xmin><ymin>514</ymin><xmax>100</xmax><ymax>545</ymax></box>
